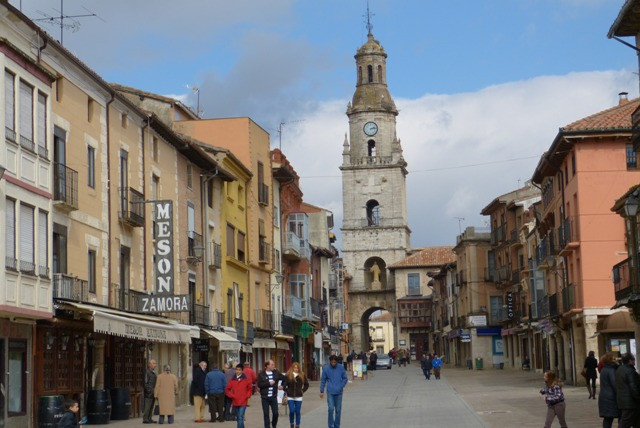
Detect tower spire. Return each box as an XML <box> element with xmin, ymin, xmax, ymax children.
<box><xmin>365</xmin><ymin>0</ymin><xmax>374</xmax><ymax>35</ymax></box>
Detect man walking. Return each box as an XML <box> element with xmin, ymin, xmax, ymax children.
<box><xmin>369</xmin><ymin>351</ymin><xmax>377</xmax><ymax>370</ymax></box>
<box><xmin>420</xmin><ymin>354</ymin><xmax>432</xmax><ymax>380</ymax></box>
<box><xmin>257</xmin><ymin>359</ymin><xmax>286</xmax><ymax>428</ymax></box>
<box><xmin>205</xmin><ymin>364</ymin><xmax>227</xmax><ymax>423</ymax></box>
<box><xmin>142</xmin><ymin>359</ymin><xmax>157</xmax><ymax>424</ymax></box>
<box><xmin>243</xmin><ymin>362</ymin><xmax>257</xmax><ymax>406</ymax></box>
<box><xmin>615</xmin><ymin>353</ymin><xmax>640</xmax><ymax>428</ymax></box>
<box><xmin>432</xmin><ymin>354</ymin><xmax>443</xmax><ymax>379</ymax></box>
<box><xmin>320</xmin><ymin>355</ymin><xmax>348</xmax><ymax>428</ymax></box>
<box><xmin>191</xmin><ymin>361</ymin><xmax>208</xmax><ymax>422</ymax></box>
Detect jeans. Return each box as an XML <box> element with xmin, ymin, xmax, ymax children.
<box><xmin>261</xmin><ymin>396</ymin><xmax>279</xmax><ymax>428</ymax></box>
<box><xmin>235</xmin><ymin>406</ymin><xmax>246</xmax><ymax>428</ymax></box>
<box><xmin>422</xmin><ymin>369</ymin><xmax>431</xmax><ymax>380</ymax></box>
<box><xmin>327</xmin><ymin>393</ymin><xmax>343</xmax><ymax>428</ymax></box>
<box><xmin>142</xmin><ymin>396</ymin><xmax>155</xmax><ymax>422</ymax></box>
<box><xmin>544</xmin><ymin>401</ymin><xmax>567</xmax><ymax>428</ymax></box>
<box><xmin>288</xmin><ymin>400</ymin><xmax>303</xmax><ymax>425</ymax></box>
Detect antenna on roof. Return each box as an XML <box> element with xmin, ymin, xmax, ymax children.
<box><xmin>277</xmin><ymin>119</ymin><xmax>304</xmax><ymax>151</ymax></box>
<box><xmin>364</xmin><ymin>0</ymin><xmax>374</xmax><ymax>35</ymax></box>
<box><xmin>454</xmin><ymin>217</ymin><xmax>465</xmax><ymax>234</ymax></box>
<box><xmin>34</xmin><ymin>0</ymin><xmax>104</xmax><ymax>45</ymax></box>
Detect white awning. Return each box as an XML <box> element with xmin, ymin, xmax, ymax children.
<box><xmin>252</xmin><ymin>338</ymin><xmax>276</xmax><ymax>349</ymax></box>
<box><xmin>276</xmin><ymin>340</ymin><xmax>290</xmax><ymax>350</ymax></box>
<box><xmin>241</xmin><ymin>344</ymin><xmax>253</xmax><ymax>353</ymax></box>
<box><xmin>93</xmin><ymin>310</ymin><xmax>192</xmax><ymax>344</ymax></box>
<box><xmin>202</xmin><ymin>328</ymin><xmax>241</xmax><ymax>351</ymax></box>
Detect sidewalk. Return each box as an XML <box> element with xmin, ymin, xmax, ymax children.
<box><xmin>442</xmin><ymin>364</ymin><xmax>601</xmax><ymax>427</ymax></box>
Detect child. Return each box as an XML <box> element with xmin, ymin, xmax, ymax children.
<box><xmin>225</xmin><ymin>363</ymin><xmax>253</xmax><ymax>428</ymax></box>
<box><xmin>539</xmin><ymin>371</ymin><xmax>567</xmax><ymax>428</ymax></box>
<box><xmin>58</xmin><ymin>399</ymin><xmax>80</xmax><ymax>428</ymax></box>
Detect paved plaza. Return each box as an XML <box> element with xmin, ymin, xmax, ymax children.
<box><xmin>105</xmin><ymin>363</ymin><xmax>602</xmax><ymax>427</ymax></box>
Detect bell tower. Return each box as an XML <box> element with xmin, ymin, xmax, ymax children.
<box><xmin>341</xmin><ymin>23</ymin><xmax>410</xmax><ymax>352</ymax></box>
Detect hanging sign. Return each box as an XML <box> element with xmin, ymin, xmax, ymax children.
<box><xmin>506</xmin><ymin>292</ymin><xmax>515</xmax><ymax>319</ymax></box>
<box><xmin>154</xmin><ymin>200</ymin><xmax>174</xmax><ymax>294</ymax></box>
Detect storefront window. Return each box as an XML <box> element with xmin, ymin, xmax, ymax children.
<box><xmin>8</xmin><ymin>340</ymin><xmax>26</xmax><ymax>415</ymax></box>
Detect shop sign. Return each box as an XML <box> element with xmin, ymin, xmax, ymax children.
<box><xmin>340</xmin><ymin>322</ymin><xmax>349</xmax><ymax>330</ymax></box>
<box><xmin>468</xmin><ymin>314</ymin><xmax>487</xmax><ymax>327</ymax></box>
<box><xmin>506</xmin><ymin>292</ymin><xmax>515</xmax><ymax>319</ymax></box>
<box><xmin>139</xmin><ymin>294</ymin><xmax>190</xmax><ymax>313</ymax></box>
<box><xmin>299</xmin><ymin>322</ymin><xmax>313</xmax><ymax>338</ymax></box>
<box><xmin>154</xmin><ymin>201</ymin><xmax>174</xmax><ymax>294</ymax></box>
<box><xmin>460</xmin><ymin>333</ymin><xmax>471</xmax><ymax>342</ymax></box>
<box><xmin>193</xmin><ymin>339</ymin><xmax>210</xmax><ymax>353</ymax></box>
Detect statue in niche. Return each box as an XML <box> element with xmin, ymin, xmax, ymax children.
<box><xmin>370</xmin><ymin>262</ymin><xmax>382</xmax><ymax>290</ymax></box>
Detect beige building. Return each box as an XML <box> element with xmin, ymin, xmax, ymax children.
<box><xmin>369</xmin><ymin>311</ymin><xmax>395</xmax><ymax>354</ymax></box>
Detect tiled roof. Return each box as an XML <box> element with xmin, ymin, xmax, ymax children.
<box><xmin>562</xmin><ymin>99</ymin><xmax>639</xmax><ymax>132</ymax></box>
<box><xmin>389</xmin><ymin>246</ymin><xmax>455</xmax><ymax>269</ymax></box>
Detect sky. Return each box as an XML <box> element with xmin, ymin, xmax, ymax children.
<box><xmin>10</xmin><ymin>0</ymin><xmax>640</xmax><ymax>249</ymax></box>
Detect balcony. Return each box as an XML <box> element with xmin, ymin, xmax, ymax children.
<box><xmin>562</xmin><ymin>284</ymin><xmax>576</xmax><ymax>313</ymax></box>
<box><xmin>372</xmin><ymin>334</ymin><xmax>385</xmax><ymax>342</ymax></box>
<box><xmin>490</xmin><ymin>224</ymin><xmax>507</xmax><ymax>245</ymax></box>
<box><xmin>549</xmin><ymin>293</ymin><xmax>559</xmax><ymax>317</ymax></box>
<box><xmin>5</xmin><ymin>256</ymin><xmax>17</xmax><ymax>272</ymax></box>
<box><xmin>190</xmin><ymin>303</ymin><xmax>211</xmax><ymax>327</ymax></box>
<box><xmin>19</xmin><ymin>259</ymin><xmax>36</xmax><ymax>275</ymax></box>
<box><xmin>258</xmin><ymin>183</ymin><xmax>269</xmax><ymax>205</ymax></box>
<box><xmin>188</xmin><ymin>231</ymin><xmax>203</xmax><ymax>261</ymax></box>
<box><xmin>259</xmin><ymin>240</ymin><xmax>271</xmax><ymax>264</ymax></box>
<box><xmin>537</xmin><ymin>295</ymin><xmax>550</xmax><ymax>319</ymax></box>
<box><xmin>111</xmin><ymin>285</ymin><xmax>147</xmax><ymax>311</ymax></box>
<box><xmin>119</xmin><ymin>187</ymin><xmax>145</xmax><ymax>227</ymax></box>
<box><xmin>283</xmin><ymin>231</ymin><xmax>308</xmax><ymax>260</ymax></box>
<box><xmin>254</xmin><ymin>309</ymin><xmax>273</xmax><ymax>330</ymax></box>
<box><xmin>397</xmin><ymin>314</ymin><xmax>431</xmax><ymax>328</ymax></box>
<box><xmin>496</xmin><ymin>265</ymin><xmax>511</xmax><ymax>284</ymax></box>
<box><xmin>280</xmin><ymin>315</ymin><xmax>294</xmax><ymax>335</ymax></box>
<box><xmin>510</xmin><ymin>229</ymin><xmax>521</xmax><ymax>246</ymax></box>
<box><xmin>246</xmin><ymin>321</ymin><xmax>254</xmax><ymax>342</ymax></box>
<box><xmin>495</xmin><ymin>307</ymin><xmax>521</xmax><ymax>324</ymax></box>
<box><xmin>53</xmin><ymin>163</ymin><xmax>79</xmax><ymax>210</ymax></box>
<box><xmin>613</xmin><ymin>258</ymin><xmax>632</xmax><ymax>301</ymax></box>
<box><xmin>284</xmin><ymin>295</ymin><xmax>303</xmax><ymax>320</ymax></box>
<box><xmin>5</xmin><ymin>126</ymin><xmax>16</xmax><ymax>144</ymax></box>
<box><xmin>235</xmin><ymin>318</ymin><xmax>245</xmax><ymax>342</ymax></box>
<box><xmin>20</xmin><ymin>134</ymin><xmax>35</xmax><ymax>152</ymax></box>
<box><xmin>559</xmin><ymin>217</ymin><xmax>580</xmax><ymax>254</ymax></box>
<box><xmin>53</xmin><ymin>273</ymin><xmax>90</xmax><ymax>303</ymax></box>
<box><xmin>208</xmin><ymin>242</ymin><xmax>222</xmax><ymax>269</ymax></box>
<box><xmin>212</xmin><ymin>310</ymin><xmax>225</xmax><ymax>327</ymax></box>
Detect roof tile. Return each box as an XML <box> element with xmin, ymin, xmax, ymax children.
<box><xmin>389</xmin><ymin>246</ymin><xmax>455</xmax><ymax>269</ymax></box>
<box><xmin>563</xmin><ymin>98</ymin><xmax>639</xmax><ymax>132</ymax></box>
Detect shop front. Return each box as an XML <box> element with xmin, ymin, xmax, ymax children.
<box><xmin>597</xmin><ymin>310</ymin><xmax>636</xmax><ymax>359</ymax></box>
<box><xmin>252</xmin><ymin>338</ymin><xmax>276</xmax><ymax>371</ymax></box>
<box><xmin>201</xmin><ymin>328</ymin><xmax>241</xmax><ymax>369</ymax></box>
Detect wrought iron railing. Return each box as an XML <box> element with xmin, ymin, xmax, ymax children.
<box><xmin>53</xmin><ymin>163</ymin><xmax>78</xmax><ymax>209</ymax></box>
<box><xmin>20</xmin><ymin>134</ymin><xmax>34</xmax><ymax>152</ymax></box>
<box><xmin>5</xmin><ymin>127</ymin><xmax>16</xmax><ymax>143</ymax></box>
<box><xmin>119</xmin><ymin>187</ymin><xmax>145</xmax><ymax>226</ymax></box>
<box><xmin>191</xmin><ymin>303</ymin><xmax>211</xmax><ymax>326</ymax></box>
<box><xmin>259</xmin><ymin>240</ymin><xmax>271</xmax><ymax>264</ymax></box>
<box><xmin>235</xmin><ymin>318</ymin><xmax>245</xmax><ymax>342</ymax></box>
<box><xmin>258</xmin><ymin>183</ymin><xmax>269</xmax><ymax>205</ymax></box>
<box><xmin>53</xmin><ymin>273</ymin><xmax>89</xmax><ymax>302</ymax></box>
<box><xmin>254</xmin><ymin>309</ymin><xmax>273</xmax><ymax>330</ymax></box>
<box><xmin>111</xmin><ymin>285</ymin><xmax>147</xmax><ymax>311</ymax></box>
<box><xmin>5</xmin><ymin>256</ymin><xmax>17</xmax><ymax>271</ymax></box>
<box><xmin>310</xmin><ymin>298</ymin><xmax>322</xmax><ymax>319</ymax></box>
<box><xmin>19</xmin><ymin>260</ymin><xmax>35</xmax><ymax>275</ymax></box>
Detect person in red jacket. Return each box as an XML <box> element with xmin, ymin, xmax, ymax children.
<box><xmin>225</xmin><ymin>364</ymin><xmax>253</xmax><ymax>428</ymax></box>
<box><xmin>243</xmin><ymin>361</ymin><xmax>258</xmax><ymax>406</ymax></box>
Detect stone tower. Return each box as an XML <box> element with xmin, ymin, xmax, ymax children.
<box><xmin>341</xmin><ymin>30</ymin><xmax>410</xmax><ymax>352</ymax></box>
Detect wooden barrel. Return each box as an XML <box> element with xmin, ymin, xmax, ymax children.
<box><xmin>110</xmin><ymin>387</ymin><xmax>131</xmax><ymax>420</ymax></box>
<box><xmin>87</xmin><ymin>389</ymin><xmax>111</xmax><ymax>424</ymax></box>
<box><xmin>37</xmin><ymin>395</ymin><xmax>64</xmax><ymax>428</ymax></box>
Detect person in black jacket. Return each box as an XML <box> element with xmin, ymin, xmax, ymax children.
<box><xmin>57</xmin><ymin>399</ymin><xmax>79</xmax><ymax>428</ymax></box>
<box><xmin>369</xmin><ymin>351</ymin><xmax>377</xmax><ymax>370</ymax></box>
<box><xmin>142</xmin><ymin>359</ymin><xmax>158</xmax><ymax>424</ymax></box>
<box><xmin>191</xmin><ymin>361</ymin><xmax>208</xmax><ymax>422</ymax></box>
<box><xmin>598</xmin><ymin>353</ymin><xmax>620</xmax><ymax>428</ymax></box>
<box><xmin>420</xmin><ymin>354</ymin><xmax>433</xmax><ymax>380</ymax></box>
<box><xmin>615</xmin><ymin>353</ymin><xmax>640</xmax><ymax>428</ymax></box>
<box><xmin>283</xmin><ymin>362</ymin><xmax>309</xmax><ymax>428</ymax></box>
<box><xmin>257</xmin><ymin>359</ymin><xmax>286</xmax><ymax>428</ymax></box>
<box><xmin>584</xmin><ymin>350</ymin><xmax>599</xmax><ymax>399</ymax></box>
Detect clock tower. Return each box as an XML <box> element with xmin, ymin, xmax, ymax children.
<box><xmin>341</xmin><ymin>28</ymin><xmax>410</xmax><ymax>351</ymax></box>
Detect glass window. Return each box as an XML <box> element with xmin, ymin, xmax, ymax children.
<box><xmin>186</xmin><ymin>163</ymin><xmax>193</xmax><ymax>189</ymax></box>
<box><xmin>19</xmin><ymin>204</ymin><xmax>34</xmax><ymax>273</ymax></box>
<box><xmin>38</xmin><ymin>211</ymin><xmax>48</xmax><ymax>277</ymax></box>
<box><xmin>237</xmin><ymin>231</ymin><xmax>245</xmax><ymax>262</ymax></box>
<box><xmin>5</xmin><ymin>70</ymin><xmax>15</xmax><ymax>135</ymax></box>
<box><xmin>6</xmin><ymin>198</ymin><xmax>15</xmax><ymax>266</ymax></box>
<box><xmin>627</xmin><ymin>144</ymin><xmax>637</xmax><ymax>170</ymax></box>
<box><xmin>19</xmin><ymin>80</ymin><xmax>33</xmax><ymax>147</ymax></box>
<box><xmin>8</xmin><ymin>340</ymin><xmax>26</xmax><ymax>415</ymax></box>
<box><xmin>37</xmin><ymin>92</ymin><xmax>47</xmax><ymax>157</ymax></box>
<box><xmin>87</xmin><ymin>146</ymin><xmax>95</xmax><ymax>188</ymax></box>
<box><xmin>407</xmin><ymin>273</ymin><xmax>420</xmax><ymax>295</ymax></box>
<box><xmin>88</xmin><ymin>250</ymin><xmax>96</xmax><ymax>293</ymax></box>
<box><xmin>226</xmin><ymin>224</ymin><xmax>235</xmax><ymax>257</ymax></box>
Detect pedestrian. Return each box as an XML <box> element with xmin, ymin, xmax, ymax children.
<box><xmin>369</xmin><ymin>351</ymin><xmax>377</xmax><ymax>370</ymax></box>
<box><xmin>390</xmin><ymin>348</ymin><xmax>397</xmax><ymax>365</ymax></box>
<box><xmin>320</xmin><ymin>354</ymin><xmax>348</xmax><ymax>428</ymax></box>
<box><xmin>615</xmin><ymin>352</ymin><xmax>640</xmax><ymax>428</ymax></box>
<box><xmin>225</xmin><ymin>362</ymin><xmax>237</xmax><ymax>421</ymax></box>
<box><xmin>225</xmin><ymin>363</ymin><xmax>253</xmax><ymax>428</ymax></box>
<box><xmin>346</xmin><ymin>351</ymin><xmax>353</xmax><ymax>373</ymax></box>
<box><xmin>361</xmin><ymin>359</ymin><xmax>368</xmax><ymax>380</ymax></box>
<box><xmin>205</xmin><ymin>363</ymin><xmax>228</xmax><ymax>423</ymax></box>
<box><xmin>283</xmin><ymin>361</ymin><xmax>309</xmax><ymax>428</ymax></box>
<box><xmin>142</xmin><ymin>359</ymin><xmax>158</xmax><ymax>424</ymax></box>
<box><xmin>584</xmin><ymin>350</ymin><xmax>598</xmax><ymax>399</ymax></box>
<box><xmin>598</xmin><ymin>352</ymin><xmax>620</xmax><ymax>428</ymax></box>
<box><xmin>243</xmin><ymin>361</ymin><xmax>258</xmax><ymax>406</ymax></box>
<box><xmin>57</xmin><ymin>399</ymin><xmax>80</xmax><ymax>428</ymax></box>
<box><xmin>257</xmin><ymin>359</ymin><xmax>286</xmax><ymax>428</ymax></box>
<box><xmin>432</xmin><ymin>354</ymin><xmax>443</xmax><ymax>379</ymax></box>
<box><xmin>154</xmin><ymin>364</ymin><xmax>178</xmax><ymax>425</ymax></box>
<box><xmin>539</xmin><ymin>371</ymin><xmax>567</xmax><ymax>428</ymax></box>
<box><xmin>420</xmin><ymin>354</ymin><xmax>432</xmax><ymax>380</ymax></box>
<box><xmin>191</xmin><ymin>361</ymin><xmax>208</xmax><ymax>422</ymax></box>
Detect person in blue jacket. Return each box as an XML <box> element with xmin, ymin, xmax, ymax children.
<box><xmin>432</xmin><ymin>354</ymin><xmax>443</xmax><ymax>379</ymax></box>
<box><xmin>205</xmin><ymin>364</ymin><xmax>228</xmax><ymax>422</ymax></box>
<box><xmin>320</xmin><ymin>355</ymin><xmax>348</xmax><ymax>428</ymax></box>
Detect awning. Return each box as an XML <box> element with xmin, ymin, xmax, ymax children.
<box><xmin>241</xmin><ymin>344</ymin><xmax>253</xmax><ymax>353</ymax></box>
<box><xmin>252</xmin><ymin>338</ymin><xmax>276</xmax><ymax>349</ymax></box>
<box><xmin>598</xmin><ymin>310</ymin><xmax>635</xmax><ymax>333</ymax></box>
<box><xmin>273</xmin><ymin>334</ymin><xmax>294</xmax><ymax>341</ymax></box>
<box><xmin>276</xmin><ymin>340</ymin><xmax>290</xmax><ymax>350</ymax></box>
<box><xmin>202</xmin><ymin>328</ymin><xmax>241</xmax><ymax>351</ymax></box>
<box><xmin>93</xmin><ymin>310</ymin><xmax>192</xmax><ymax>344</ymax></box>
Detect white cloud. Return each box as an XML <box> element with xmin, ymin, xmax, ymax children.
<box><xmin>280</xmin><ymin>70</ymin><xmax>638</xmax><ymax>249</ymax></box>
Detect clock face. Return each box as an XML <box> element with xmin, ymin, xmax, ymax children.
<box><xmin>363</xmin><ymin>121</ymin><xmax>378</xmax><ymax>136</ymax></box>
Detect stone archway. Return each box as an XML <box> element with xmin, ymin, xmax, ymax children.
<box><xmin>347</xmin><ymin>289</ymin><xmax>396</xmax><ymax>353</ymax></box>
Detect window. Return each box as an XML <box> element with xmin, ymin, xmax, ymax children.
<box><xmin>274</xmin><ymin>249</ymin><xmax>281</xmax><ymax>272</ymax></box>
<box><xmin>368</xmin><ymin>139</ymin><xmax>376</xmax><ymax>156</ymax></box>
<box><xmin>237</xmin><ymin>231</ymin><xmax>245</xmax><ymax>262</ymax></box>
<box><xmin>19</xmin><ymin>204</ymin><xmax>34</xmax><ymax>274</ymax></box>
<box><xmin>6</xmin><ymin>198</ymin><xmax>15</xmax><ymax>269</ymax></box>
<box><xmin>358</xmin><ymin>66</ymin><xmax>362</xmax><ymax>84</ymax></box>
<box><xmin>238</xmin><ymin>186</ymin><xmax>244</xmax><ymax>207</ymax></box>
<box><xmin>227</xmin><ymin>289</ymin><xmax>233</xmax><ymax>325</ymax></box>
<box><xmin>88</xmin><ymin>250</ymin><xmax>96</xmax><ymax>293</ymax></box>
<box><xmin>38</xmin><ymin>211</ymin><xmax>48</xmax><ymax>277</ymax></box>
<box><xmin>5</xmin><ymin>70</ymin><xmax>15</xmax><ymax>139</ymax></box>
<box><xmin>490</xmin><ymin>295</ymin><xmax>503</xmax><ymax>325</ymax></box>
<box><xmin>571</xmin><ymin>152</ymin><xmax>576</xmax><ymax>175</ymax></box>
<box><xmin>226</xmin><ymin>224</ymin><xmax>235</xmax><ymax>257</ymax></box>
<box><xmin>234</xmin><ymin>283</ymin><xmax>240</xmax><ymax>319</ymax></box>
<box><xmin>186</xmin><ymin>163</ymin><xmax>193</xmax><ymax>189</ymax></box>
<box><xmin>407</xmin><ymin>273</ymin><xmax>420</xmax><ymax>295</ymax></box>
<box><xmin>366</xmin><ymin>200</ymin><xmax>380</xmax><ymax>226</ymax></box>
<box><xmin>207</xmin><ymin>180</ymin><xmax>213</xmax><ymax>208</ymax></box>
<box><xmin>378</xmin><ymin>65</ymin><xmax>383</xmax><ymax>83</ymax></box>
<box><xmin>19</xmin><ymin>80</ymin><xmax>33</xmax><ymax>150</ymax></box>
<box><xmin>273</xmin><ymin>205</ymin><xmax>280</xmax><ymax>227</ymax></box>
<box><xmin>367</xmin><ymin>64</ymin><xmax>373</xmax><ymax>83</ymax></box>
<box><xmin>120</xmin><ymin>150</ymin><xmax>128</xmax><ymax>212</ymax></box>
<box><xmin>87</xmin><ymin>146</ymin><xmax>95</xmax><ymax>188</ymax></box>
<box><xmin>8</xmin><ymin>340</ymin><xmax>27</xmax><ymax>415</ymax></box>
<box><xmin>289</xmin><ymin>274</ymin><xmax>307</xmax><ymax>298</ymax></box>
<box><xmin>627</xmin><ymin>144</ymin><xmax>637</xmax><ymax>170</ymax></box>
<box><xmin>37</xmin><ymin>92</ymin><xmax>47</xmax><ymax>157</ymax></box>
<box><xmin>55</xmin><ymin>78</ymin><xmax>63</xmax><ymax>102</ymax></box>
<box><xmin>87</xmin><ymin>97</ymin><xmax>94</xmax><ymax>122</ymax></box>
<box><xmin>288</xmin><ymin>213</ymin><xmax>307</xmax><ymax>238</ymax></box>
<box><xmin>121</xmin><ymin>113</ymin><xmax>127</xmax><ymax>128</ymax></box>
<box><xmin>152</xmin><ymin>137</ymin><xmax>158</xmax><ymax>161</ymax></box>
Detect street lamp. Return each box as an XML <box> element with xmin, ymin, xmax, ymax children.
<box><xmin>270</xmin><ymin>273</ymin><xmax>284</xmax><ymax>292</ymax></box>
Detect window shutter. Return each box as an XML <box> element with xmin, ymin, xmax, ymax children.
<box><xmin>39</xmin><ymin>211</ymin><xmax>47</xmax><ymax>270</ymax></box>
<box><xmin>6</xmin><ymin>199</ymin><xmax>15</xmax><ymax>259</ymax></box>
<box><xmin>19</xmin><ymin>81</ymin><xmax>33</xmax><ymax>141</ymax></box>
<box><xmin>5</xmin><ymin>71</ymin><xmax>14</xmax><ymax>131</ymax></box>
<box><xmin>20</xmin><ymin>204</ymin><xmax>34</xmax><ymax>264</ymax></box>
<box><xmin>259</xmin><ymin>219</ymin><xmax>265</xmax><ymax>237</ymax></box>
<box><xmin>37</xmin><ymin>93</ymin><xmax>46</xmax><ymax>151</ymax></box>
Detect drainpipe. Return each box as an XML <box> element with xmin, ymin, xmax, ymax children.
<box><xmin>141</xmin><ymin>119</ymin><xmax>148</xmax><ymax>290</ymax></box>
<box><xmin>106</xmin><ymin>94</ymin><xmax>115</xmax><ymax>303</ymax></box>
<box><xmin>201</xmin><ymin>170</ymin><xmax>218</xmax><ymax>321</ymax></box>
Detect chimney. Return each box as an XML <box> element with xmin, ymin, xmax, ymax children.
<box><xmin>619</xmin><ymin>92</ymin><xmax>629</xmax><ymax>105</ymax></box>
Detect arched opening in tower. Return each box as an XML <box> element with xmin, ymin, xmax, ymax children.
<box><xmin>367</xmin><ymin>139</ymin><xmax>376</xmax><ymax>157</ymax></box>
<box><xmin>367</xmin><ymin>64</ymin><xmax>373</xmax><ymax>83</ymax></box>
<box><xmin>366</xmin><ymin>199</ymin><xmax>380</xmax><ymax>226</ymax></box>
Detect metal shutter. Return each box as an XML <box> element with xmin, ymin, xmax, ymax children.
<box><xmin>39</xmin><ymin>211</ymin><xmax>47</xmax><ymax>270</ymax></box>
<box><xmin>19</xmin><ymin>81</ymin><xmax>33</xmax><ymax>141</ymax></box>
<box><xmin>37</xmin><ymin>93</ymin><xmax>46</xmax><ymax>151</ymax></box>
<box><xmin>5</xmin><ymin>199</ymin><xmax>15</xmax><ymax>259</ymax></box>
<box><xmin>5</xmin><ymin>71</ymin><xmax>14</xmax><ymax>131</ymax></box>
<box><xmin>19</xmin><ymin>204</ymin><xmax>34</xmax><ymax>264</ymax></box>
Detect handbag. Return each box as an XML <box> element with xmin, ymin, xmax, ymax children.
<box><xmin>281</xmin><ymin>394</ymin><xmax>288</xmax><ymax>406</ymax></box>
<box><xmin>580</xmin><ymin>369</ymin><xmax>586</xmax><ymax>378</ymax></box>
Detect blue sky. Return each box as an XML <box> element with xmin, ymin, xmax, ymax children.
<box><xmin>11</xmin><ymin>0</ymin><xmax>640</xmax><ymax>248</ymax></box>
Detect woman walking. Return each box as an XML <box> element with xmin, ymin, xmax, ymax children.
<box><xmin>154</xmin><ymin>365</ymin><xmax>178</xmax><ymax>424</ymax></box>
<box><xmin>598</xmin><ymin>353</ymin><xmax>620</xmax><ymax>428</ymax></box>
<box><xmin>284</xmin><ymin>362</ymin><xmax>309</xmax><ymax>428</ymax></box>
<box><xmin>584</xmin><ymin>350</ymin><xmax>599</xmax><ymax>399</ymax></box>
<box><xmin>540</xmin><ymin>371</ymin><xmax>567</xmax><ymax>428</ymax></box>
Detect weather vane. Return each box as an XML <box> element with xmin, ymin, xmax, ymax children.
<box><xmin>364</xmin><ymin>0</ymin><xmax>374</xmax><ymax>35</ymax></box>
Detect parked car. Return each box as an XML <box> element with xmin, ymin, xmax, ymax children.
<box><xmin>376</xmin><ymin>354</ymin><xmax>392</xmax><ymax>370</ymax></box>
